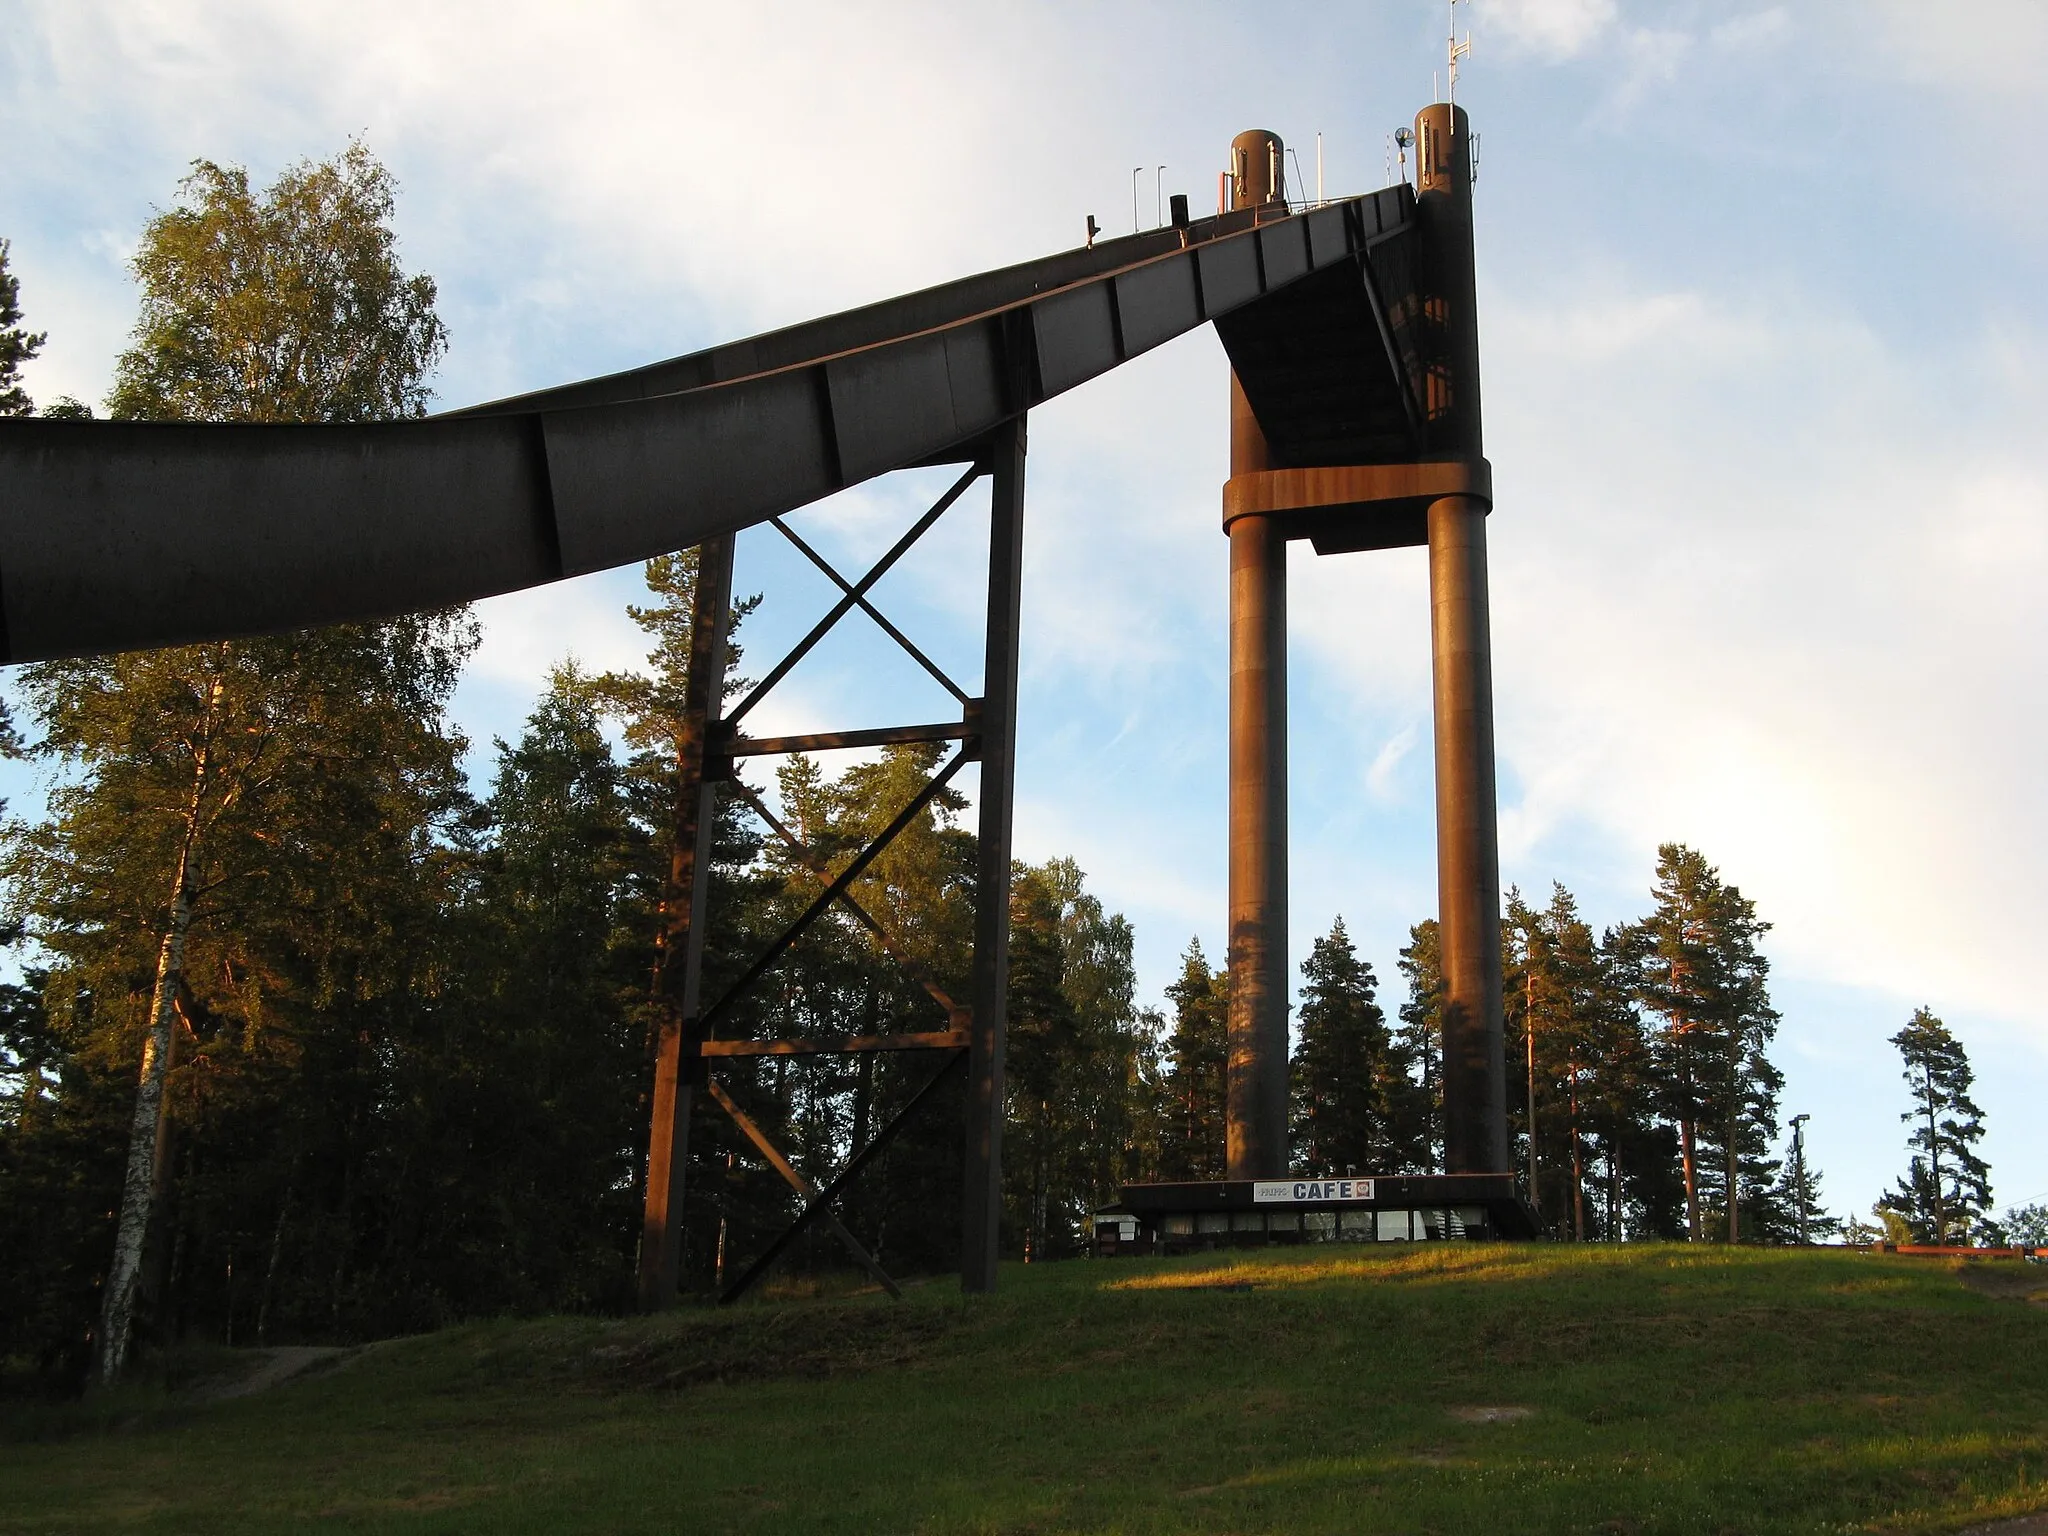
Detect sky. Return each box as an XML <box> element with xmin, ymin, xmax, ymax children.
<box><xmin>4</xmin><ymin>0</ymin><xmax>2045</xmax><ymax>1225</ymax></box>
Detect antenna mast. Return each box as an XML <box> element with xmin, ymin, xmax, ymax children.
<box><xmin>1447</xmin><ymin>0</ymin><xmax>1472</xmax><ymax>107</ymax></box>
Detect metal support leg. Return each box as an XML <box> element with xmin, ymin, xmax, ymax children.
<box><xmin>636</xmin><ymin>533</ymin><xmax>736</xmax><ymax>1309</ymax></box>
<box><xmin>1427</xmin><ymin>496</ymin><xmax>1507</xmax><ymax>1175</ymax></box>
<box><xmin>1226</xmin><ymin>511</ymin><xmax>1289</xmax><ymax>1180</ymax></box>
<box><xmin>960</xmin><ymin>415</ymin><xmax>1026</xmax><ymax>1293</ymax></box>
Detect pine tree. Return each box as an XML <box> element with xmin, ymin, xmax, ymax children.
<box><xmin>0</xmin><ymin>238</ymin><xmax>47</xmax><ymax>416</ymax></box>
<box><xmin>1162</xmin><ymin>940</ymin><xmax>1227</xmax><ymax>1180</ymax></box>
<box><xmin>1878</xmin><ymin>1008</ymin><xmax>1992</xmax><ymax>1245</ymax></box>
<box><xmin>1617</xmin><ymin>845</ymin><xmax>1783</xmax><ymax>1243</ymax></box>
<box><xmin>1506</xmin><ymin>885</ymin><xmax>1635</xmax><ymax>1239</ymax></box>
<box><xmin>450</xmin><ymin>666</ymin><xmax>651</xmax><ymax>1306</ymax></box>
<box><xmin>1395</xmin><ymin>919</ymin><xmax>1446</xmax><ymax>1171</ymax></box>
<box><xmin>1002</xmin><ymin>858</ymin><xmax>1146</xmax><ymax>1258</ymax></box>
<box><xmin>1291</xmin><ymin>918</ymin><xmax>1424</xmax><ymax>1176</ymax></box>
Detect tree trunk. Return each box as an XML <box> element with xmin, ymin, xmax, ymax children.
<box><xmin>1568</xmin><ymin>1052</ymin><xmax>1585</xmax><ymax>1242</ymax></box>
<box><xmin>256</xmin><ymin>1161</ymin><xmax>297</xmax><ymax>1347</ymax></box>
<box><xmin>1726</xmin><ymin>1034</ymin><xmax>1743</xmax><ymax>1244</ymax></box>
<box><xmin>1607</xmin><ymin>1141</ymin><xmax>1621</xmax><ymax>1242</ymax></box>
<box><xmin>1924</xmin><ymin>1066</ymin><xmax>1944</xmax><ymax>1243</ymax></box>
<box><xmin>1524</xmin><ymin>968</ymin><xmax>1539</xmax><ymax>1216</ymax></box>
<box><xmin>135</xmin><ymin>1022</ymin><xmax>183</xmax><ymax>1337</ymax></box>
<box><xmin>93</xmin><ymin>838</ymin><xmax>203</xmax><ymax>1386</ymax></box>
<box><xmin>1680</xmin><ymin>1117</ymin><xmax>1700</xmax><ymax>1241</ymax></box>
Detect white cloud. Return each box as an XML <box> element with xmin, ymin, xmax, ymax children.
<box><xmin>1612</xmin><ymin>27</ymin><xmax>1694</xmax><ymax>109</ymax></box>
<box><xmin>1460</xmin><ymin>271</ymin><xmax>2048</xmax><ymax>1025</ymax></box>
<box><xmin>1478</xmin><ymin>0</ymin><xmax>1617</xmax><ymax>61</ymax></box>
<box><xmin>1366</xmin><ymin>724</ymin><xmax>1420</xmax><ymax>801</ymax></box>
<box><xmin>1710</xmin><ymin>9</ymin><xmax>1791</xmax><ymax>51</ymax></box>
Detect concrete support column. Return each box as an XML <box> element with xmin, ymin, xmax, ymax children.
<box><xmin>1427</xmin><ymin>495</ymin><xmax>1507</xmax><ymax>1174</ymax></box>
<box><xmin>1226</xmin><ymin>509</ymin><xmax>1289</xmax><ymax>1178</ymax></box>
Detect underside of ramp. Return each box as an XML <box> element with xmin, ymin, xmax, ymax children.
<box><xmin>0</xmin><ymin>188</ymin><xmax>1430</xmax><ymax>663</ymax></box>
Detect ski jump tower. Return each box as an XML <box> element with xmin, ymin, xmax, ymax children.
<box><xmin>1109</xmin><ymin>104</ymin><xmax>1523</xmax><ymax>1253</ymax></box>
<box><xmin>0</xmin><ymin>104</ymin><xmax>1522</xmax><ymax>1298</ymax></box>
<box><xmin>1223</xmin><ymin>107</ymin><xmax>1504</xmax><ymax>1183</ymax></box>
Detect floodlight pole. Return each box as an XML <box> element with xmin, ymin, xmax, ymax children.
<box><xmin>1790</xmin><ymin>1113</ymin><xmax>1811</xmax><ymax>1244</ymax></box>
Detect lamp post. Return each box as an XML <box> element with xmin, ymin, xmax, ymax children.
<box><xmin>1790</xmin><ymin>1113</ymin><xmax>1812</xmax><ymax>1245</ymax></box>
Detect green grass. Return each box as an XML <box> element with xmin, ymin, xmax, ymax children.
<box><xmin>3</xmin><ymin>1244</ymin><xmax>2046</xmax><ymax>1534</ymax></box>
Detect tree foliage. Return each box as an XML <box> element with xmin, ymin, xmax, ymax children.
<box><xmin>107</xmin><ymin>144</ymin><xmax>447</xmax><ymax>423</ymax></box>
<box><xmin>1291</xmin><ymin>918</ymin><xmax>1429</xmax><ymax>1177</ymax></box>
<box><xmin>0</xmin><ymin>237</ymin><xmax>46</xmax><ymax>416</ymax></box>
<box><xmin>1613</xmin><ymin>845</ymin><xmax>1783</xmax><ymax>1244</ymax></box>
<box><xmin>1160</xmin><ymin>940</ymin><xmax>1227</xmax><ymax>1180</ymax></box>
<box><xmin>0</xmin><ymin>140</ymin><xmax>464</xmax><ymax>1387</ymax></box>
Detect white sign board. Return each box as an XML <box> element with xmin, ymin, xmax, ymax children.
<box><xmin>1252</xmin><ymin>1178</ymin><xmax>1375</xmax><ymax>1203</ymax></box>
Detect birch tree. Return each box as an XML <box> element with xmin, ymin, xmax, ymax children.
<box><xmin>32</xmin><ymin>141</ymin><xmax>448</xmax><ymax>1384</ymax></box>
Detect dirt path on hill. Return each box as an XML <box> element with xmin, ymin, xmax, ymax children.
<box><xmin>192</xmin><ymin>1345</ymin><xmax>354</xmax><ymax>1403</ymax></box>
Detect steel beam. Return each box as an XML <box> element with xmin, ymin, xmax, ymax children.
<box><xmin>724</xmin><ymin>776</ymin><xmax>964</xmax><ymax>1020</ymax></box>
<box><xmin>696</xmin><ymin>746</ymin><xmax>972</xmax><ymax>1037</ymax></box>
<box><xmin>636</xmin><ymin>533</ymin><xmax>736</xmax><ymax>1309</ymax></box>
<box><xmin>718</xmin><ymin>717</ymin><xmax>975</xmax><ymax>760</ymax></box>
<box><xmin>960</xmin><ymin>415</ymin><xmax>1025</xmax><ymax>1292</ymax></box>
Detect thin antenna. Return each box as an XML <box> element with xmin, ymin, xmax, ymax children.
<box><xmin>1447</xmin><ymin>0</ymin><xmax>1472</xmax><ymax>109</ymax></box>
<box><xmin>1317</xmin><ymin>132</ymin><xmax>1324</xmax><ymax>206</ymax></box>
<box><xmin>1156</xmin><ymin>165</ymin><xmax>1166</xmax><ymax>228</ymax></box>
<box><xmin>1287</xmin><ymin>148</ymin><xmax>1308</xmax><ymax>211</ymax></box>
<box><xmin>1132</xmin><ymin>166</ymin><xmax>1142</xmax><ymax>232</ymax></box>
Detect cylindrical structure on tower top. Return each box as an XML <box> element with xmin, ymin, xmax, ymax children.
<box><xmin>1416</xmin><ymin>102</ymin><xmax>1508</xmax><ymax>1175</ymax></box>
<box><xmin>1224</xmin><ymin>129</ymin><xmax>1290</xmax><ymax>1181</ymax></box>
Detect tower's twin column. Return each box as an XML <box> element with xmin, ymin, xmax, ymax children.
<box><xmin>1224</xmin><ymin>107</ymin><xmax>1507</xmax><ymax>1181</ymax></box>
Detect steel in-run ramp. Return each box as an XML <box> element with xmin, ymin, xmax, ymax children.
<box><xmin>0</xmin><ymin>189</ymin><xmax>1426</xmax><ymax>663</ymax></box>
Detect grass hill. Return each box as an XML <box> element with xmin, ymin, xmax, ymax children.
<box><xmin>2</xmin><ymin>1243</ymin><xmax>2045</xmax><ymax>1534</ymax></box>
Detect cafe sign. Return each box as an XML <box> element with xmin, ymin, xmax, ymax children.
<box><xmin>1252</xmin><ymin>1178</ymin><xmax>1375</xmax><ymax>1203</ymax></box>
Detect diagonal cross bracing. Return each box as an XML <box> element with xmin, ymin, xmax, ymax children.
<box><xmin>695</xmin><ymin>744</ymin><xmax>972</xmax><ymax>1038</ymax></box>
<box><xmin>726</xmin><ymin>775</ymin><xmax>964</xmax><ymax>1022</ymax></box>
<box><xmin>705</xmin><ymin>1078</ymin><xmax>902</xmax><ymax>1300</ymax></box>
<box><xmin>718</xmin><ymin>1048</ymin><xmax>967</xmax><ymax>1306</ymax></box>
<box><xmin>723</xmin><ymin>462</ymin><xmax>980</xmax><ymax>730</ymax></box>
<box><xmin>769</xmin><ymin>513</ymin><xmax>971</xmax><ymax>707</ymax></box>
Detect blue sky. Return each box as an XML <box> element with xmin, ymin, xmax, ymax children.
<box><xmin>5</xmin><ymin>0</ymin><xmax>2045</xmax><ymax>1225</ymax></box>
